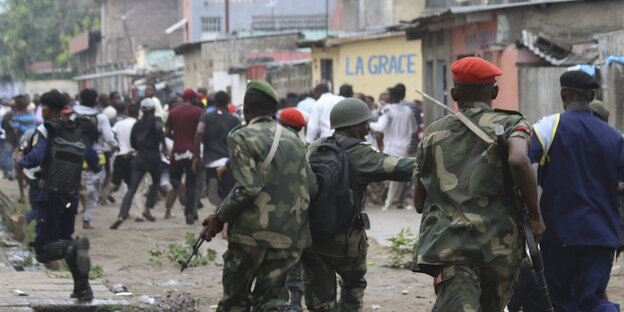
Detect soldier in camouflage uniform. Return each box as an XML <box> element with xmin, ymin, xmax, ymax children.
<box><xmin>412</xmin><ymin>57</ymin><xmax>545</xmax><ymax>311</ymax></box>
<box><xmin>303</xmin><ymin>98</ymin><xmax>416</xmax><ymax>312</ymax></box>
<box><xmin>201</xmin><ymin>81</ymin><xmax>317</xmax><ymax>312</ymax></box>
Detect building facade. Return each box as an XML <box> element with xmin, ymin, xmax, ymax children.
<box><xmin>302</xmin><ymin>32</ymin><xmax>423</xmax><ymax>100</ymax></box>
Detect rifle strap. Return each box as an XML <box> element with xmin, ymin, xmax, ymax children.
<box><xmin>260</xmin><ymin>123</ymin><xmax>282</xmax><ymax>176</ymax></box>
<box><xmin>455</xmin><ymin>112</ymin><xmax>494</xmax><ymax>144</ymax></box>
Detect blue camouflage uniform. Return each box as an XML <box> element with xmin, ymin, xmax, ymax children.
<box><xmin>530</xmin><ymin>106</ymin><xmax>624</xmax><ymax>311</ymax></box>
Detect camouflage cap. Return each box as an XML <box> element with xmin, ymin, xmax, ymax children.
<box><xmin>246</xmin><ymin>80</ymin><xmax>279</xmax><ymax>105</ymax></box>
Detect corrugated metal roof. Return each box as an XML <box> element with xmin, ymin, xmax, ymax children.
<box><xmin>174</xmin><ymin>31</ymin><xmax>304</xmax><ymax>54</ymax></box>
<box><xmin>412</xmin><ymin>0</ymin><xmax>580</xmax><ymax>21</ymax></box>
<box><xmin>297</xmin><ymin>31</ymin><xmax>405</xmax><ymax>48</ymax></box>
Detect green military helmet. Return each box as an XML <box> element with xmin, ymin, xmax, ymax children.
<box><xmin>330</xmin><ymin>98</ymin><xmax>374</xmax><ymax>129</ymax></box>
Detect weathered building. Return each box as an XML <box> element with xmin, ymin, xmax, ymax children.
<box><xmin>71</xmin><ymin>0</ymin><xmax>182</xmax><ymax>96</ymax></box>
<box><xmin>405</xmin><ymin>0</ymin><xmax>624</xmax><ymax>125</ymax></box>
<box><xmin>299</xmin><ymin>30</ymin><xmax>423</xmax><ymax>100</ymax></box>
<box><xmin>175</xmin><ymin>32</ymin><xmax>306</xmax><ymax>105</ymax></box>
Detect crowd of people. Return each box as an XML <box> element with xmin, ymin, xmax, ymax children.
<box><xmin>4</xmin><ymin>57</ymin><xmax>623</xmax><ymax>312</ymax></box>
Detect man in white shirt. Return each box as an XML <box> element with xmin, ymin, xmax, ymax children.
<box><xmin>370</xmin><ymin>86</ymin><xmax>416</xmax><ymax>210</ymax></box>
<box><xmin>305</xmin><ymin>83</ymin><xmax>344</xmax><ymax>144</ymax></box>
<box><xmin>108</xmin><ymin>105</ymin><xmax>144</xmax><ymax>228</ymax></box>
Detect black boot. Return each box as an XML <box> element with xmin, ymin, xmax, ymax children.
<box><xmin>65</xmin><ymin>237</ymin><xmax>93</xmax><ymax>301</ymax></box>
<box><xmin>289</xmin><ymin>289</ymin><xmax>303</xmax><ymax>312</ymax></box>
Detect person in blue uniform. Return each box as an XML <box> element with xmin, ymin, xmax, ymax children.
<box><xmin>13</xmin><ymin>90</ymin><xmax>101</xmax><ymax>301</ymax></box>
<box><xmin>529</xmin><ymin>70</ymin><xmax>624</xmax><ymax>311</ymax></box>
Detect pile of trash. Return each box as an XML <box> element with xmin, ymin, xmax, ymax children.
<box><xmin>0</xmin><ymin>215</ymin><xmax>38</xmax><ymax>271</ymax></box>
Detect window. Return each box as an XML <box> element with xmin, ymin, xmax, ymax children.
<box><xmin>321</xmin><ymin>59</ymin><xmax>333</xmax><ymax>85</ymax></box>
<box><xmin>201</xmin><ymin>16</ymin><xmax>221</xmax><ymax>33</ymax></box>
<box><xmin>252</xmin><ymin>15</ymin><xmax>328</xmax><ymax>31</ymax></box>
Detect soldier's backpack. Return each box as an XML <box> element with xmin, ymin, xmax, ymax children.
<box><xmin>40</xmin><ymin>119</ymin><xmax>87</xmax><ymax>198</ymax></box>
<box><xmin>308</xmin><ymin>136</ymin><xmax>361</xmax><ymax>238</ymax></box>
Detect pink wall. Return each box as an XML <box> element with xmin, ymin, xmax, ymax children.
<box><xmin>493</xmin><ymin>49</ymin><xmax>519</xmax><ymax>111</ymax></box>
<box><xmin>451</xmin><ymin>17</ymin><xmax>497</xmax><ymax>56</ymax></box>
<box><xmin>450</xmin><ymin>12</ymin><xmax>520</xmax><ymax>111</ymax></box>
<box><xmin>245</xmin><ymin>52</ymin><xmax>311</xmax><ymax>62</ymax></box>
<box><xmin>330</xmin><ymin>0</ymin><xmax>344</xmax><ymax>31</ymax></box>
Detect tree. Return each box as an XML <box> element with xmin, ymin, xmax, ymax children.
<box><xmin>0</xmin><ymin>0</ymin><xmax>100</xmax><ymax>80</ymax></box>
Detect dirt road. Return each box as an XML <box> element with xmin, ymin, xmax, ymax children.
<box><xmin>1</xmin><ymin>177</ymin><xmax>623</xmax><ymax>311</ymax></box>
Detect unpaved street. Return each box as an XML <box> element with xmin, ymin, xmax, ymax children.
<box><xmin>1</xmin><ymin>178</ymin><xmax>623</xmax><ymax>311</ymax></box>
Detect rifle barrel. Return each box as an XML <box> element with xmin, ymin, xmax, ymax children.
<box><xmin>412</xmin><ymin>88</ymin><xmax>454</xmax><ymax>114</ymax></box>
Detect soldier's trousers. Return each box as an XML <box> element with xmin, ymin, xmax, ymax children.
<box><xmin>432</xmin><ymin>263</ymin><xmax>517</xmax><ymax>312</ymax></box>
<box><xmin>217</xmin><ymin>242</ymin><xmax>301</xmax><ymax>312</ymax></box>
<box><xmin>301</xmin><ymin>251</ymin><xmax>367</xmax><ymax>312</ymax></box>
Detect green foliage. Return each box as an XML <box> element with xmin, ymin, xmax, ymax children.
<box><xmin>49</xmin><ymin>263</ymin><xmax>104</xmax><ymax>280</ymax></box>
<box><xmin>89</xmin><ymin>265</ymin><xmax>105</xmax><ymax>279</ymax></box>
<box><xmin>385</xmin><ymin>227</ymin><xmax>418</xmax><ymax>269</ymax></box>
<box><xmin>0</xmin><ymin>0</ymin><xmax>100</xmax><ymax>79</ymax></box>
<box><xmin>149</xmin><ymin>232</ymin><xmax>217</xmax><ymax>268</ymax></box>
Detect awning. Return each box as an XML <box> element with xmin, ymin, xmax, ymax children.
<box><xmin>165</xmin><ymin>18</ymin><xmax>188</xmax><ymax>34</ymax></box>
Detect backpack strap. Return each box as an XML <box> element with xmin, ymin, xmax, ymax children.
<box><xmin>260</xmin><ymin>123</ymin><xmax>282</xmax><ymax>174</ymax></box>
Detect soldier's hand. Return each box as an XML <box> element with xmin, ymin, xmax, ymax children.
<box><xmin>528</xmin><ymin>215</ymin><xmax>546</xmax><ymax>244</ymax></box>
<box><xmin>200</xmin><ymin>213</ymin><xmax>224</xmax><ymax>242</ymax></box>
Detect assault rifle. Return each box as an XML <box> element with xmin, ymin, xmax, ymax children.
<box><xmin>178</xmin><ymin>234</ymin><xmax>206</xmax><ymax>272</ymax></box>
<box><xmin>412</xmin><ymin>87</ymin><xmax>553</xmax><ymax>311</ymax></box>
<box><xmin>495</xmin><ymin>124</ymin><xmax>554</xmax><ymax>312</ymax></box>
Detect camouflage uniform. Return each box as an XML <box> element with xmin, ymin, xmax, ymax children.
<box><xmin>303</xmin><ymin>132</ymin><xmax>415</xmax><ymax>312</ymax></box>
<box><xmin>412</xmin><ymin>101</ymin><xmax>531</xmax><ymax>311</ymax></box>
<box><xmin>216</xmin><ymin>116</ymin><xmax>317</xmax><ymax>312</ymax></box>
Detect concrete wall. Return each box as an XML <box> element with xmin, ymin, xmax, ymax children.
<box><xmin>607</xmin><ymin>62</ymin><xmax>624</xmax><ymax>133</ymax></box>
<box><xmin>517</xmin><ymin>66</ymin><xmax>567</xmax><ymax>124</ymax></box>
<box><xmin>24</xmin><ymin>80</ymin><xmax>78</xmax><ymax>98</ymax></box>
<box><xmin>182</xmin><ymin>48</ymin><xmax>207</xmax><ymax>89</ymax></box>
<box><xmin>597</xmin><ymin>30</ymin><xmax>624</xmax><ymax>62</ymax></box>
<box><xmin>310</xmin><ymin>35</ymin><xmax>423</xmax><ymax>100</ymax></box>
<box><xmin>100</xmin><ymin>0</ymin><xmax>182</xmax><ymax>64</ymax></box>
<box><xmin>421</xmin><ymin>29</ymin><xmax>452</xmax><ymax>125</ymax></box>
<box><xmin>0</xmin><ymin>82</ymin><xmax>24</xmax><ymax>99</ymax></box>
<box><xmin>266</xmin><ymin>63</ymin><xmax>313</xmax><ymax>99</ymax></box>
<box><xmin>182</xmin><ymin>33</ymin><xmax>301</xmax><ymax>91</ymax></box>
<box><xmin>212</xmin><ymin>71</ymin><xmax>246</xmax><ymax>106</ymax></box>
<box><xmin>498</xmin><ymin>1</ymin><xmax>624</xmax><ymax>46</ymax></box>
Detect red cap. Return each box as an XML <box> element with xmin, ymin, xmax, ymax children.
<box><xmin>279</xmin><ymin>108</ymin><xmax>306</xmax><ymax>128</ymax></box>
<box><xmin>182</xmin><ymin>88</ymin><xmax>197</xmax><ymax>99</ymax></box>
<box><xmin>451</xmin><ymin>57</ymin><xmax>502</xmax><ymax>85</ymax></box>
<box><xmin>62</xmin><ymin>105</ymin><xmax>73</xmax><ymax>115</ymax></box>
<box><xmin>228</xmin><ymin>104</ymin><xmax>237</xmax><ymax>113</ymax></box>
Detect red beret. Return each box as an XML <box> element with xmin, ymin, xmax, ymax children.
<box><xmin>451</xmin><ymin>57</ymin><xmax>502</xmax><ymax>85</ymax></box>
<box><xmin>182</xmin><ymin>88</ymin><xmax>197</xmax><ymax>99</ymax></box>
<box><xmin>279</xmin><ymin>108</ymin><xmax>306</xmax><ymax>128</ymax></box>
